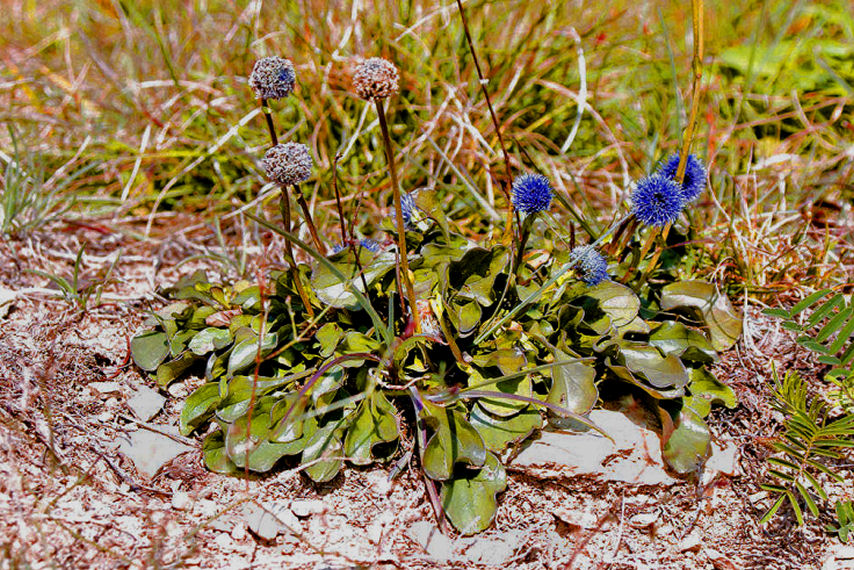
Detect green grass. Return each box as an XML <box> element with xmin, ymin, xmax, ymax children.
<box><xmin>1</xmin><ymin>0</ymin><xmax>851</xmax><ymax>292</ymax></box>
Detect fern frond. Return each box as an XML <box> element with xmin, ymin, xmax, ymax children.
<box><xmin>760</xmin><ymin>369</ymin><xmax>854</xmax><ymax>525</ymax></box>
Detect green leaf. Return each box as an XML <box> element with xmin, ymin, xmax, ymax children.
<box><xmin>612</xmin><ymin>342</ymin><xmax>690</xmax><ymax>390</ymax></box>
<box><xmin>302</xmin><ymin>422</ymin><xmax>344</xmax><ymax>483</ymax></box>
<box><xmin>155</xmin><ymin>352</ymin><xmax>199</xmax><ymax>387</ymax></box>
<box><xmin>573</xmin><ymin>281</ymin><xmax>640</xmax><ymax>334</ymax></box>
<box><xmin>441</xmin><ymin>451</ymin><xmax>507</xmax><ymax>535</ymax></box>
<box><xmin>547</xmin><ymin>355</ymin><xmax>597</xmax><ymax>415</ymax></box>
<box><xmin>188</xmin><ymin>327</ymin><xmax>233</xmax><ymax>356</ymax></box>
<box><xmin>660</xmin><ymin>281</ymin><xmax>743</xmax><ymax>351</ymax></box>
<box><xmin>447</xmin><ymin>246</ymin><xmax>509</xmax><ymax>307</ymax></box>
<box><xmin>759</xmin><ymin>494</ymin><xmax>788</xmax><ymax>524</ymax></box>
<box><xmin>649</xmin><ymin>321</ymin><xmax>718</xmax><ymax>363</ymax></box>
<box><xmin>225</xmin><ymin>400</ymin><xmax>307</xmax><ymax>472</ymax></box>
<box><xmin>688</xmin><ymin>367</ymin><xmax>737</xmax><ymax>412</ymax></box>
<box><xmin>269</xmin><ymin>393</ymin><xmax>310</xmax><ymax>443</ymax></box>
<box><xmin>180</xmin><ymin>382</ymin><xmax>221</xmax><ymax>435</ymax></box>
<box><xmin>315</xmin><ymin>322</ymin><xmax>343</xmax><ymax>358</ymax></box>
<box><xmin>421</xmin><ymin>401</ymin><xmax>487</xmax><ymax>480</ymax></box>
<box><xmin>661</xmin><ymin>406</ymin><xmax>711</xmax><ymax>475</ymax></box>
<box><xmin>470</xmin><ymin>350</ymin><xmax>533</xmax><ymax>417</ymax></box>
<box><xmin>763</xmin><ymin>308</ymin><xmax>790</xmax><ymax>319</ymax></box>
<box><xmin>344</xmin><ymin>391</ymin><xmax>400</xmax><ymax>465</ymax></box>
<box><xmin>202</xmin><ymin>429</ymin><xmax>239</xmax><ymax>475</ymax></box>
<box><xmin>310</xmin><ymin>248</ymin><xmax>396</xmax><ymax>309</ymax></box>
<box><xmin>469</xmin><ymin>405</ymin><xmax>542</xmax><ymax>454</ymax></box>
<box><xmin>131</xmin><ymin>331</ymin><xmax>170</xmax><ymax>372</ymax></box>
<box><xmin>227</xmin><ymin>330</ymin><xmax>278</xmax><ymax>378</ymax></box>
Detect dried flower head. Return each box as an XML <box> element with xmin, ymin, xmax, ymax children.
<box><xmin>250</xmin><ymin>57</ymin><xmax>296</xmax><ymax>100</ymax></box>
<box><xmin>658</xmin><ymin>153</ymin><xmax>707</xmax><ymax>203</ymax></box>
<box><xmin>631</xmin><ymin>173</ymin><xmax>685</xmax><ymax>227</ymax></box>
<box><xmin>353</xmin><ymin>57</ymin><xmax>399</xmax><ymax>101</ymax></box>
<box><xmin>262</xmin><ymin>142</ymin><xmax>312</xmax><ymax>187</ymax></box>
<box><xmin>512</xmin><ymin>173</ymin><xmax>553</xmax><ymax>215</ymax></box>
<box><xmin>570</xmin><ymin>245</ymin><xmax>609</xmax><ymax>286</ymax></box>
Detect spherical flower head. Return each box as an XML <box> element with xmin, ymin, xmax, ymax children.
<box><xmin>250</xmin><ymin>57</ymin><xmax>296</xmax><ymax>100</ymax></box>
<box><xmin>658</xmin><ymin>153</ymin><xmax>707</xmax><ymax>203</ymax></box>
<box><xmin>570</xmin><ymin>245</ymin><xmax>609</xmax><ymax>286</ymax></box>
<box><xmin>359</xmin><ymin>238</ymin><xmax>381</xmax><ymax>253</ymax></box>
<box><xmin>262</xmin><ymin>143</ymin><xmax>312</xmax><ymax>187</ymax></box>
<box><xmin>631</xmin><ymin>174</ymin><xmax>685</xmax><ymax>227</ymax></box>
<box><xmin>391</xmin><ymin>191</ymin><xmax>419</xmax><ymax>227</ymax></box>
<box><xmin>331</xmin><ymin>239</ymin><xmax>382</xmax><ymax>255</ymax></box>
<box><xmin>353</xmin><ymin>57</ymin><xmax>399</xmax><ymax>101</ymax></box>
<box><xmin>512</xmin><ymin>173</ymin><xmax>553</xmax><ymax>215</ymax></box>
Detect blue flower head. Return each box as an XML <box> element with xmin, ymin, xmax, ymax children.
<box><xmin>393</xmin><ymin>192</ymin><xmax>417</xmax><ymax>227</ymax></box>
<box><xmin>631</xmin><ymin>174</ymin><xmax>685</xmax><ymax>227</ymax></box>
<box><xmin>570</xmin><ymin>245</ymin><xmax>609</xmax><ymax>286</ymax></box>
<box><xmin>658</xmin><ymin>153</ymin><xmax>707</xmax><ymax>203</ymax></box>
<box><xmin>331</xmin><ymin>239</ymin><xmax>381</xmax><ymax>255</ymax></box>
<box><xmin>512</xmin><ymin>173</ymin><xmax>552</xmax><ymax>215</ymax></box>
<box><xmin>401</xmin><ymin>192</ymin><xmax>416</xmax><ymax>225</ymax></box>
<box><xmin>358</xmin><ymin>238</ymin><xmax>381</xmax><ymax>253</ymax></box>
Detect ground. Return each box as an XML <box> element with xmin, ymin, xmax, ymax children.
<box><xmin>1</xmin><ymin>223</ymin><xmax>850</xmax><ymax>570</ymax></box>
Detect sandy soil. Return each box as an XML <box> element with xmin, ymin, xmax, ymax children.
<box><xmin>0</xmin><ymin>223</ymin><xmax>850</xmax><ymax>569</ymax></box>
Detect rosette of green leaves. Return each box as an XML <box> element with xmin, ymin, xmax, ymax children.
<box><xmin>131</xmin><ymin>204</ymin><xmax>741</xmax><ymax>535</ymax></box>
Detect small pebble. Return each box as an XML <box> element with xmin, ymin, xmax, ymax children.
<box><xmin>290</xmin><ymin>499</ymin><xmax>324</xmax><ymax>518</ymax></box>
<box><xmin>171</xmin><ymin>491</ymin><xmax>191</xmax><ymax>511</ymax></box>
<box><xmin>231</xmin><ymin>522</ymin><xmax>246</xmax><ymax>541</ymax></box>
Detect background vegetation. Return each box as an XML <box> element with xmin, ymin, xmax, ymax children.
<box><xmin>2</xmin><ymin>0</ymin><xmax>851</xmax><ymax>294</ymax></box>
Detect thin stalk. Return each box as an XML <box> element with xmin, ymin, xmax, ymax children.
<box><xmin>260</xmin><ymin>98</ymin><xmax>278</xmax><ymax>146</ymax></box>
<box><xmin>332</xmin><ymin>154</ymin><xmax>348</xmax><ymax>244</ymax></box>
<box><xmin>641</xmin><ymin>0</ymin><xmax>703</xmax><ymax>281</ymax></box>
<box><xmin>279</xmin><ymin>191</ymin><xmax>314</xmax><ymax>317</ymax></box>
<box><xmin>293</xmin><ymin>185</ymin><xmax>323</xmax><ymax>252</ymax></box>
<box><xmin>375</xmin><ymin>100</ymin><xmax>420</xmax><ymax>332</ymax></box>
<box><xmin>455</xmin><ymin>0</ymin><xmax>515</xmax><ymax>238</ymax></box>
<box><xmin>476</xmin><ymin>214</ymin><xmax>631</xmax><ymax>344</ymax></box>
<box><xmin>261</xmin><ymin>98</ymin><xmax>324</xmax><ymax>256</ymax></box>
<box><xmin>638</xmin><ymin>224</ymin><xmax>672</xmax><ymax>283</ymax></box>
<box><xmin>675</xmin><ymin>0</ymin><xmax>704</xmax><ymax>185</ymax></box>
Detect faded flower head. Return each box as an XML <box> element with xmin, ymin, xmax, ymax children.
<box><xmin>631</xmin><ymin>174</ymin><xmax>685</xmax><ymax>227</ymax></box>
<box><xmin>353</xmin><ymin>57</ymin><xmax>399</xmax><ymax>101</ymax></box>
<box><xmin>262</xmin><ymin>142</ymin><xmax>312</xmax><ymax>187</ymax></box>
<box><xmin>250</xmin><ymin>57</ymin><xmax>296</xmax><ymax>100</ymax></box>
<box><xmin>512</xmin><ymin>173</ymin><xmax>553</xmax><ymax>215</ymax></box>
<box><xmin>658</xmin><ymin>153</ymin><xmax>707</xmax><ymax>203</ymax></box>
<box><xmin>570</xmin><ymin>245</ymin><xmax>609</xmax><ymax>286</ymax></box>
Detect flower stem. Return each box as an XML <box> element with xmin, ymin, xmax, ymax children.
<box><xmin>636</xmin><ymin>0</ymin><xmax>703</xmax><ymax>281</ymax></box>
<box><xmin>260</xmin><ymin>98</ymin><xmax>278</xmax><ymax>146</ymax></box>
<box><xmin>292</xmin><ymin>185</ymin><xmax>323</xmax><ymax>253</ymax></box>
<box><xmin>375</xmin><ymin>100</ymin><xmax>420</xmax><ymax>332</ymax></box>
<box><xmin>455</xmin><ymin>0</ymin><xmax>515</xmax><ymax>239</ymax></box>
<box><xmin>675</xmin><ymin>0</ymin><xmax>704</xmax><ymax>183</ymax></box>
<box><xmin>332</xmin><ymin>154</ymin><xmax>348</xmax><ymax>244</ymax></box>
<box><xmin>261</xmin><ymin>98</ymin><xmax>324</xmax><ymax>257</ymax></box>
<box><xmin>279</xmin><ymin>190</ymin><xmax>314</xmax><ymax>318</ymax></box>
